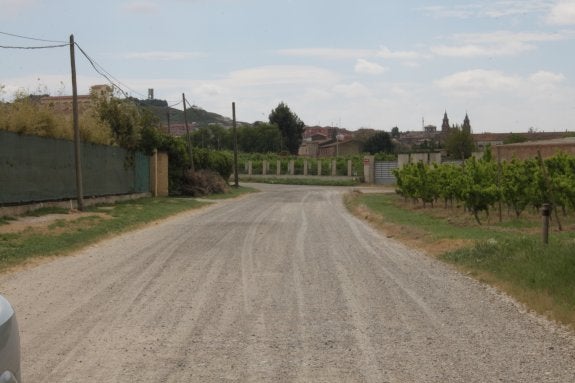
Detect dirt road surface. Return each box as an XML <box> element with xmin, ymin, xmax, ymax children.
<box><xmin>1</xmin><ymin>184</ymin><xmax>575</xmax><ymax>382</ymax></box>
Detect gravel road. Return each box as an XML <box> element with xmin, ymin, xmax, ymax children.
<box><xmin>1</xmin><ymin>184</ymin><xmax>575</xmax><ymax>382</ymax></box>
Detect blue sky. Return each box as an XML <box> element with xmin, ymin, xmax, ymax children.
<box><xmin>1</xmin><ymin>0</ymin><xmax>574</xmax><ymax>133</ymax></box>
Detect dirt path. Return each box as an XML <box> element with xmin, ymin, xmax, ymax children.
<box><xmin>1</xmin><ymin>184</ymin><xmax>575</xmax><ymax>382</ymax></box>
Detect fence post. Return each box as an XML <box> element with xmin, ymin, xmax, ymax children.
<box><xmin>276</xmin><ymin>160</ymin><xmax>281</xmax><ymax>176</ymax></box>
<box><xmin>289</xmin><ymin>160</ymin><xmax>295</xmax><ymax>175</ymax></box>
<box><xmin>317</xmin><ymin>160</ymin><xmax>322</xmax><ymax>176</ymax></box>
<box><xmin>542</xmin><ymin>203</ymin><xmax>551</xmax><ymax>244</ymax></box>
<box><xmin>347</xmin><ymin>160</ymin><xmax>352</xmax><ymax>176</ymax></box>
<box><xmin>304</xmin><ymin>160</ymin><xmax>308</xmax><ymax>176</ymax></box>
<box><xmin>262</xmin><ymin>160</ymin><xmax>267</xmax><ymax>176</ymax></box>
<box><xmin>248</xmin><ymin>161</ymin><xmax>253</xmax><ymax>176</ymax></box>
<box><xmin>331</xmin><ymin>160</ymin><xmax>337</xmax><ymax>176</ymax></box>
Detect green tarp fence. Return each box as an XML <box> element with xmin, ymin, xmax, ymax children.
<box><xmin>0</xmin><ymin>130</ymin><xmax>149</xmax><ymax>205</ymax></box>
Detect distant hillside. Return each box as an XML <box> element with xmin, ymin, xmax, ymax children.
<box><xmin>136</xmin><ymin>99</ymin><xmax>235</xmax><ymax>128</ymax></box>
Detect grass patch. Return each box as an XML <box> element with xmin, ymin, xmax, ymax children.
<box><xmin>346</xmin><ymin>191</ymin><xmax>575</xmax><ymax>329</ymax></box>
<box><xmin>443</xmin><ymin>237</ymin><xmax>575</xmax><ymax>325</ymax></box>
<box><xmin>0</xmin><ymin>197</ymin><xmax>209</xmax><ymax>271</ymax></box>
<box><xmin>0</xmin><ymin>216</ymin><xmax>16</xmax><ymax>226</ymax></box>
<box><xmin>24</xmin><ymin>207</ymin><xmax>70</xmax><ymax>217</ymax></box>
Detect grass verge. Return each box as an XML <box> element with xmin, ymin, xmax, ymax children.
<box><xmin>0</xmin><ymin>187</ymin><xmax>254</xmax><ymax>272</ymax></box>
<box><xmin>345</xmin><ymin>191</ymin><xmax>575</xmax><ymax>330</ymax></box>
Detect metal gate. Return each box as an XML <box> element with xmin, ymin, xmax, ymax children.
<box><xmin>374</xmin><ymin>161</ymin><xmax>398</xmax><ymax>185</ymax></box>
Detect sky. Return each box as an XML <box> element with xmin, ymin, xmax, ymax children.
<box><xmin>1</xmin><ymin>0</ymin><xmax>575</xmax><ymax>133</ymax></box>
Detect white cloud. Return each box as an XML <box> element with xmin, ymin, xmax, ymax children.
<box><xmin>226</xmin><ymin>65</ymin><xmax>340</xmax><ymax>87</ymax></box>
<box><xmin>0</xmin><ymin>0</ymin><xmax>38</xmax><ymax>18</ymax></box>
<box><xmin>377</xmin><ymin>46</ymin><xmax>422</xmax><ymax>60</ymax></box>
<box><xmin>435</xmin><ymin>69</ymin><xmax>521</xmax><ymax>96</ymax></box>
<box><xmin>123</xmin><ymin>51</ymin><xmax>207</xmax><ymax>61</ymax></box>
<box><xmin>529</xmin><ymin>70</ymin><xmax>565</xmax><ymax>83</ymax></box>
<box><xmin>435</xmin><ymin>69</ymin><xmax>567</xmax><ymax>101</ymax></box>
<box><xmin>276</xmin><ymin>48</ymin><xmax>373</xmax><ymax>60</ymax></box>
<box><xmin>121</xmin><ymin>1</ymin><xmax>158</xmax><ymax>14</ymax></box>
<box><xmin>419</xmin><ymin>1</ymin><xmax>552</xmax><ymax>19</ymax></box>
<box><xmin>354</xmin><ymin>59</ymin><xmax>386</xmax><ymax>75</ymax></box>
<box><xmin>332</xmin><ymin>82</ymin><xmax>372</xmax><ymax>98</ymax></box>
<box><xmin>547</xmin><ymin>0</ymin><xmax>575</xmax><ymax>25</ymax></box>
<box><xmin>431</xmin><ymin>42</ymin><xmax>534</xmax><ymax>57</ymax></box>
<box><xmin>431</xmin><ymin>31</ymin><xmax>565</xmax><ymax>58</ymax></box>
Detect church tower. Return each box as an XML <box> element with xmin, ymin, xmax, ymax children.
<box><xmin>441</xmin><ymin>111</ymin><xmax>450</xmax><ymax>133</ymax></box>
<box><xmin>462</xmin><ymin>113</ymin><xmax>471</xmax><ymax>134</ymax></box>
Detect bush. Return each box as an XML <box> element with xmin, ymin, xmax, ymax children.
<box><xmin>181</xmin><ymin>170</ymin><xmax>229</xmax><ymax>197</ymax></box>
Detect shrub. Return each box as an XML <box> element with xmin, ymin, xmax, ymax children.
<box><xmin>181</xmin><ymin>169</ymin><xmax>229</xmax><ymax>197</ymax></box>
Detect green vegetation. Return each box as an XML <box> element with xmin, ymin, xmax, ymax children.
<box><xmin>268</xmin><ymin>102</ymin><xmax>305</xmax><ymax>155</ymax></box>
<box><xmin>347</xmin><ymin>191</ymin><xmax>575</xmax><ymax>329</ymax></box>
<box><xmin>362</xmin><ymin>131</ymin><xmax>395</xmax><ymax>155</ymax></box>
<box><xmin>444</xmin><ymin>237</ymin><xmax>575</xmax><ymax>325</ymax></box>
<box><xmin>0</xmin><ymin>189</ymin><xmax>253</xmax><ymax>271</ymax></box>
<box><xmin>24</xmin><ymin>207</ymin><xmax>69</xmax><ymax>217</ymax></box>
<box><xmin>394</xmin><ymin>149</ymin><xmax>575</xmax><ymax>224</ymax></box>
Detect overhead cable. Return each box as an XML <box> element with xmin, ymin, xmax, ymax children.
<box><xmin>0</xmin><ymin>30</ymin><xmax>67</xmax><ymax>44</ymax></box>
<box><xmin>74</xmin><ymin>42</ymin><xmax>146</xmax><ymax>99</ymax></box>
<box><xmin>0</xmin><ymin>43</ymin><xmax>69</xmax><ymax>49</ymax></box>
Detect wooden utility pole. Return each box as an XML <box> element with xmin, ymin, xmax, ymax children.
<box><xmin>232</xmin><ymin>102</ymin><xmax>239</xmax><ymax>187</ymax></box>
<box><xmin>69</xmin><ymin>34</ymin><xmax>84</xmax><ymax>211</ymax></box>
<box><xmin>166</xmin><ymin>110</ymin><xmax>171</xmax><ymax>135</ymax></box>
<box><xmin>182</xmin><ymin>93</ymin><xmax>194</xmax><ymax>173</ymax></box>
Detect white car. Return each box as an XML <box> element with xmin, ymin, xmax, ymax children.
<box><xmin>0</xmin><ymin>295</ymin><xmax>20</xmax><ymax>383</ymax></box>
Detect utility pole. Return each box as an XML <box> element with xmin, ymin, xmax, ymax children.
<box><xmin>69</xmin><ymin>34</ymin><xmax>84</xmax><ymax>211</ymax></box>
<box><xmin>182</xmin><ymin>93</ymin><xmax>194</xmax><ymax>173</ymax></box>
<box><xmin>232</xmin><ymin>102</ymin><xmax>239</xmax><ymax>187</ymax></box>
<box><xmin>166</xmin><ymin>110</ymin><xmax>171</xmax><ymax>135</ymax></box>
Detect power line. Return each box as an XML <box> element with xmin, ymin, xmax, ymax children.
<box><xmin>74</xmin><ymin>42</ymin><xmax>147</xmax><ymax>99</ymax></box>
<box><xmin>0</xmin><ymin>43</ymin><xmax>69</xmax><ymax>49</ymax></box>
<box><xmin>0</xmin><ymin>30</ymin><xmax>67</xmax><ymax>44</ymax></box>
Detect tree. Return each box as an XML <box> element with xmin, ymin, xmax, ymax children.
<box><xmin>97</xmin><ymin>98</ymin><xmax>158</xmax><ymax>150</ymax></box>
<box><xmin>237</xmin><ymin>122</ymin><xmax>282</xmax><ymax>153</ymax></box>
<box><xmin>268</xmin><ymin>102</ymin><xmax>304</xmax><ymax>155</ymax></box>
<box><xmin>503</xmin><ymin>133</ymin><xmax>528</xmax><ymax>145</ymax></box>
<box><xmin>362</xmin><ymin>131</ymin><xmax>395</xmax><ymax>154</ymax></box>
<box><xmin>445</xmin><ymin>125</ymin><xmax>475</xmax><ymax>160</ymax></box>
<box><xmin>391</xmin><ymin>126</ymin><xmax>400</xmax><ymax>139</ymax></box>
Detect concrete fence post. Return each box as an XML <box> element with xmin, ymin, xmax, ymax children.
<box><xmin>289</xmin><ymin>160</ymin><xmax>295</xmax><ymax>175</ymax></box>
<box><xmin>262</xmin><ymin>160</ymin><xmax>267</xmax><ymax>176</ymax></box>
<box><xmin>248</xmin><ymin>161</ymin><xmax>253</xmax><ymax>176</ymax></box>
<box><xmin>317</xmin><ymin>160</ymin><xmax>322</xmax><ymax>176</ymax></box>
<box><xmin>331</xmin><ymin>159</ymin><xmax>337</xmax><ymax>176</ymax></box>
<box><xmin>347</xmin><ymin>160</ymin><xmax>352</xmax><ymax>176</ymax></box>
<box><xmin>277</xmin><ymin>160</ymin><xmax>281</xmax><ymax>176</ymax></box>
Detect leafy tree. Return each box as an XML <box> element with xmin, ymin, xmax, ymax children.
<box><xmin>97</xmin><ymin>98</ymin><xmax>158</xmax><ymax>150</ymax></box>
<box><xmin>363</xmin><ymin>131</ymin><xmax>395</xmax><ymax>154</ymax></box>
<box><xmin>268</xmin><ymin>102</ymin><xmax>304</xmax><ymax>155</ymax></box>
<box><xmin>503</xmin><ymin>133</ymin><xmax>528</xmax><ymax>145</ymax></box>
<box><xmin>237</xmin><ymin>122</ymin><xmax>282</xmax><ymax>153</ymax></box>
<box><xmin>391</xmin><ymin>126</ymin><xmax>400</xmax><ymax>139</ymax></box>
<box><xmin>445</xmin><ymin>125</ymin><xmax>475</xmax><ymax>160</ymax></box>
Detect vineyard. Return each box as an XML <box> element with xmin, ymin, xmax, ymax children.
<box><xmin>394</xmin><ymin>148</ymin><xmax>575</xmax><ymax>225</ymax></box>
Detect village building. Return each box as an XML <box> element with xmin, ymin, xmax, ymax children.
<box><xmin>39</xmin><ymin>84</ymin><xmax>112</xmax><ymax>114</ymax></box>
